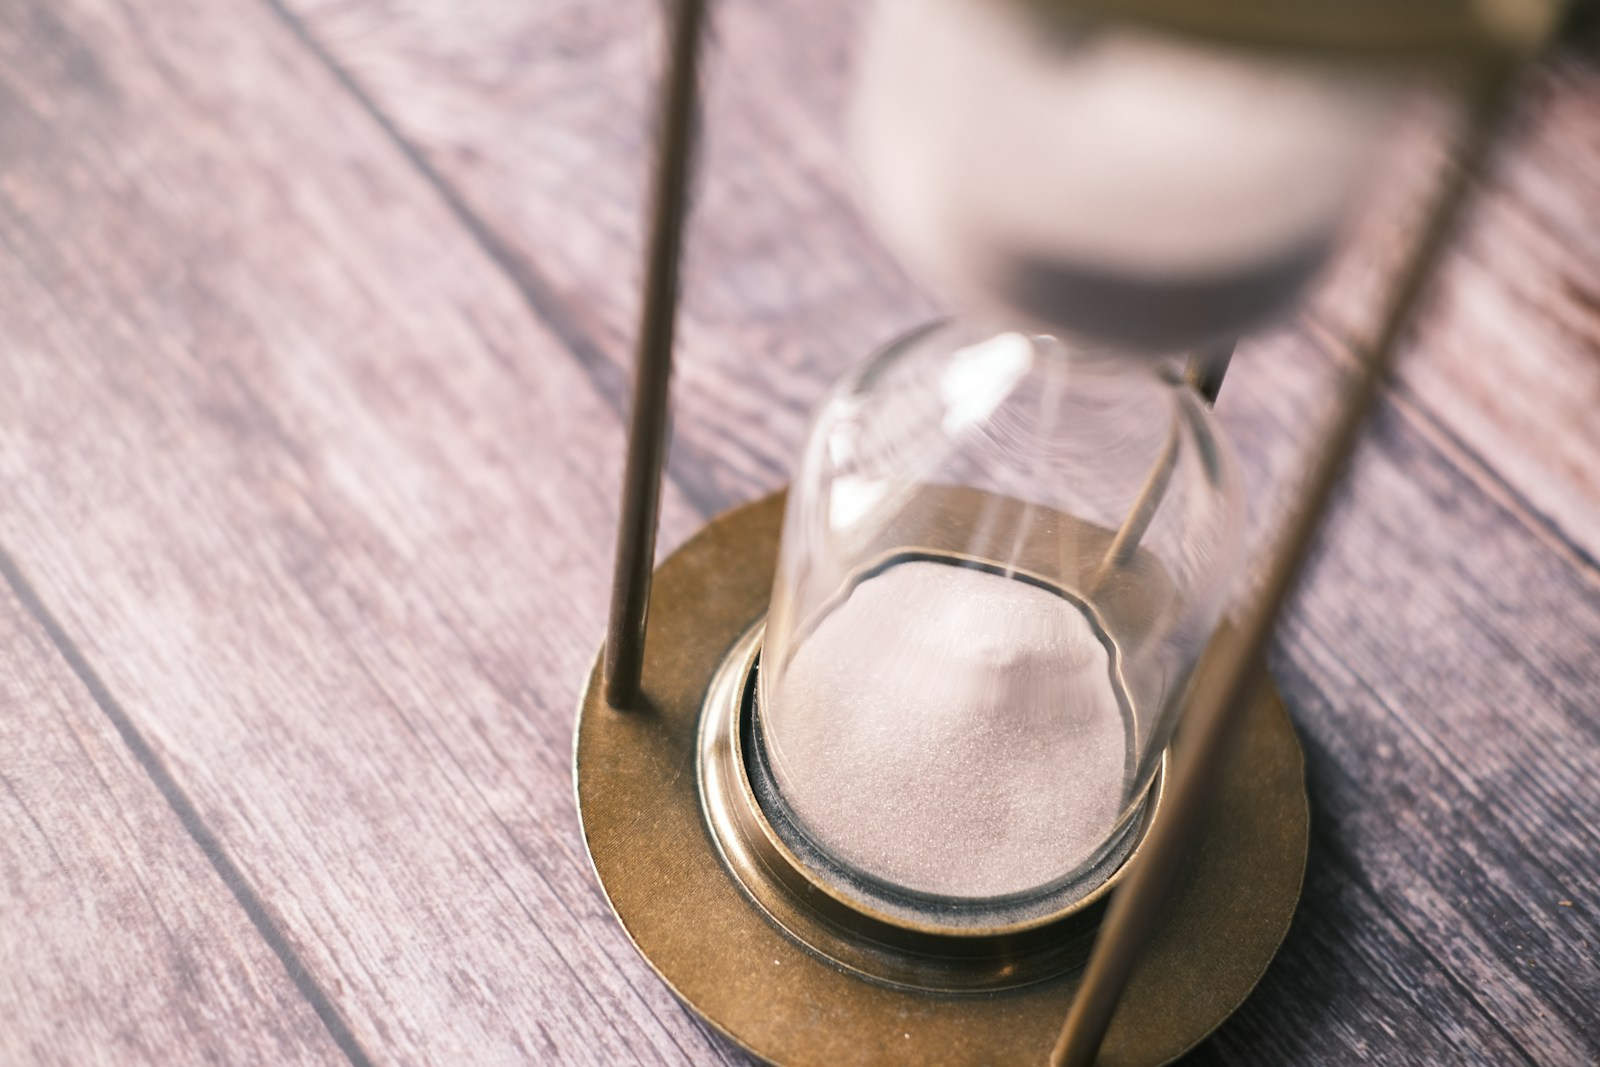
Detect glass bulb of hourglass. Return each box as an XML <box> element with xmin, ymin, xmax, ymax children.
<box><xmin>757</xmin><ymin>323</ymin><xmax>1243</xmax><ymax>904</ymax></box>
<box><xmin>751</xmin><ymin>0</ymin><xmax>1393</xmax><ymax>912</ymax></box>
<box><xmin>852</xmin><ymin>0</ymin><xmax>1395</xmax><ymax>350</ymax></box>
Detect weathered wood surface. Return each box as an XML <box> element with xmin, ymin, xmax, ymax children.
<box><xmin>0</xmin><ymin>568</ymin><xmax>342</xmax><ymax>1066</ymax></box>
<box><xmin>0</xmin><ymin>1</ymin><xmax>718</xmax><ymax>1063</ymax></box>
<box><xmin>0</xmin><ymin>0</ymin><xmax>1595</xmax><ymax>1065</ymax></box>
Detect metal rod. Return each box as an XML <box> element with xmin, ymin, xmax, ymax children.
<box><xmin>1090</xmin><ymin>342</ymin><xmax>1234</xmax><ymax>592</ymax></box>
<box><xmin>604</xmin><ymin>0</ymin><xmax>707</xmax><ymax>709</ymax></box>
<box><xmin>1052</xmin><ymin>62</ymin><xmax>1517</xmax><ymax>1067</ymax></box>
<box><xmin>1089</xmin><ymin>426</ymin><xmax>1179</xmax><ymax>592</ymax></box>
<box><xmin>1184</xmin><ymin>343</ymin><xmax>1234</xmax><ymax>406</ymax></box>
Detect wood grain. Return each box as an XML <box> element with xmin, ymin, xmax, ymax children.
<box><xmin>0</xmin><ymin>566</ymin><xmax>342</xmax><ymax>1066</ymax></box>
<box><xmin>0</xmin><ymin>0</ymin><xmax>1595</xmax><ymax>1064</ymax></box>
<box><xmin>281</xmin><ymin>0</ymin><xmax>932</xmax><ymax>515</ymax></box>
<box><xmin>1207</xmin><ymin>332</ymin><xmax>1600</xmax><ymax>1066</ymax></box>
<box><xmin>1309</xmin><ymin>52</ymin><xmax>1600</xmax><ymax>566</ymax></box>
<box><xmin>0</xmin><ymin>1</ymin><xmax>719</xmax><ymax>1063</ymax></box>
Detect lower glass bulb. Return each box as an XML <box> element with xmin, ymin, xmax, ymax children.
<box><xmin>757</xmin><ymin>321</ymin><xmax>1244</xmax><ymax>906</ymax></box>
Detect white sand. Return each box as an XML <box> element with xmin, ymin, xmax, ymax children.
<box><xmin>764</xmin><ymin>561</ymin><xmax>1129</xmax><ymax>899</ymax></box>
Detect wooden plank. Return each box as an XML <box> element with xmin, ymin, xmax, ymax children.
<box><xmin>278</xmin><ymin>0</ymin><xmax>931</xmax><ymax>514</ymax></box>
<box><xmin>1309</xmin><ymin>52</ymin><xmax>1600</xmax><ymax>569</ymax></box>
<box><xmin>0</xmin><ymin>2</ymin><xmax>723</xmax><ymax>1064</ymax></box>
<box><xmin>1202</xmin><ymin>332</ymin><xmax>1600</xmax><ymax>1065</ymax></box>
<box><xmin>0</xmin><ymin>567</ymin><xmax>343</xmax><ymax>1066</ymax></box>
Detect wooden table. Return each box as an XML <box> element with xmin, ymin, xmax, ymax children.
<box><xmin>1</xmin><ymin>2</ymin><xmax>1596</xmax><ymax>1064</ymax></box>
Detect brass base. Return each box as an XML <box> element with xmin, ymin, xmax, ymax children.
<box><xmin>575</xmin><ymin>492</ymin><xmax>1308</xmax><ymax>1066</ymax></box>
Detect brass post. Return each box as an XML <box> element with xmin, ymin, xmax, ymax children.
<box><xmin>1184</xmin><ymin>344</ymin><xmax>1234</xmax><ymax>405</ymax></box>
<box><xmin>604</xmin><ymin>0</ymin><xmax>707</xmax><ymax>709</ymax></box>
<box><xmin>1052</xmin><ymin>60</ymin><xmax>1518</xmax><ymax>1067</ymax></box>
<box><xmin>1090</xmin><ymin>342</ymin><xmax>1234</xmax><ymax>593</ymax></box>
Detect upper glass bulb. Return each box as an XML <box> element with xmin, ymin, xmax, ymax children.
<box><xmin>757</xmin><ymin>322</ymin><xmax>1243</xmax><ymax>904</ymax></box>
<box><xmin>853</xmin><ymin>0</ymin><xmax>1394</xmax><ymax>350</ymax></box>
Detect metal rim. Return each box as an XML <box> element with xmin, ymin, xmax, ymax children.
<box><xmin>698</xmin><ymin>620</ymin><xmax>1168</xmax><ymax>992</ymax></box>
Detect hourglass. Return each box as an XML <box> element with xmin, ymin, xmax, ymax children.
<box><xmin>574</xmin><ymin>1</ymin><xmax>1561</xmax><ymax>1064</ymax></box>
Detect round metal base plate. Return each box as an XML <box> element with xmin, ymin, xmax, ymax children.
<box><xmin>575</xmin><ymin>492</ymin><xmax>1308</xmax><ymax>1067</ymax></box>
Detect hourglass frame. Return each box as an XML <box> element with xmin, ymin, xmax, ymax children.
<box><xmin>573</xmin><ymin>2</ymin><xmax>1563</xmax><ymax>1064</ymax></box>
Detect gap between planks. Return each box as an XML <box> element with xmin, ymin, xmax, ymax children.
<box><xmin>0</xmin><ymin>547</ymin><xmax>378</xmax><ymax>1067</ymax></box>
